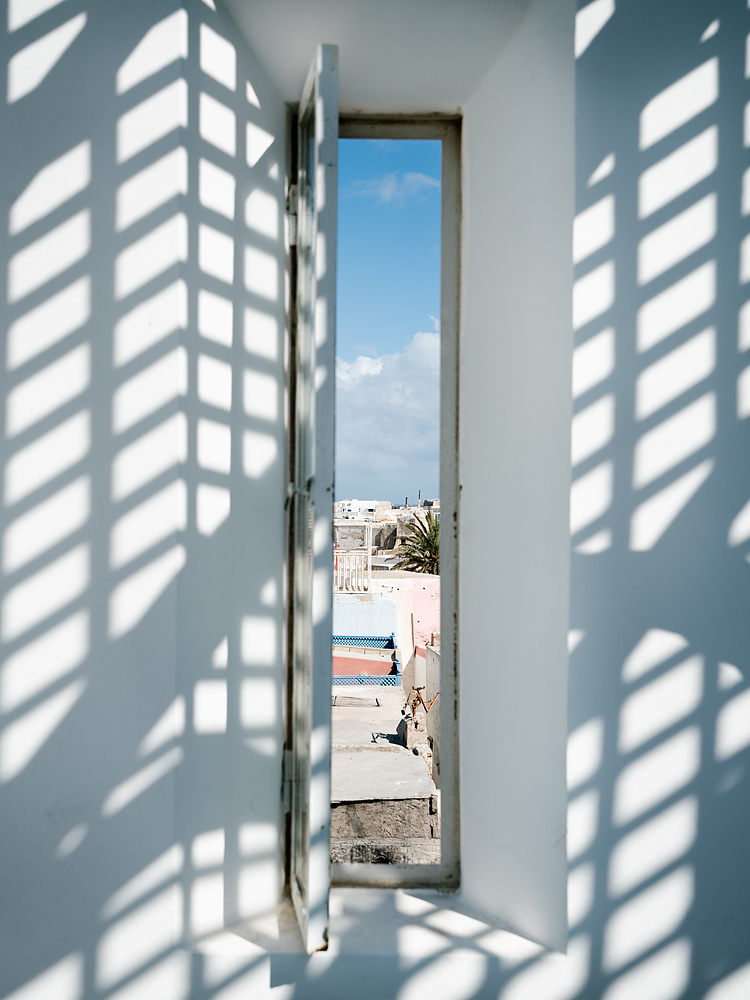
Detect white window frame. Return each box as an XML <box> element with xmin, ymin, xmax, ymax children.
<box><xmin>332</xmin><ymin>115</ymin><xmax>462</xmax><ymax>891</ymax></box>
<box><xmin>286</xmin><ymin>44</ymin><xmax>340</xmax><ymax>954</ymax></box>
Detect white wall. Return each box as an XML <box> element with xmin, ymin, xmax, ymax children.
<box><xmin>0</xmin><ymin>0</ymin><xmax>585</xmax><ymax>994</ymax></box>
<box><xmin>331</xmin><ymin>593</ymin><xmax>397</xmax><ymax>638</ymax></box>
<box><xmin>225</xmin><ymin>0</ymin><xmax>532</xmax><ymax>112</ymax></box>
<box><xmin>287</xmin><ymin>3</ymin><xmax>750</xmax><ymax>1000</ymax></box>
<box><xmin>458</xmin><ymin>0</ymin><xmax>576</xmax><ymax>951</ymax></box>
<box><xmin>561</xmin><ymin>1</ymin><xmax>750</xmax><ymax>997</ymax></box>
<box><xmin>0</xmin><ymin>1</ymin><xmax>289</xmax><ymax>996</ymax></box>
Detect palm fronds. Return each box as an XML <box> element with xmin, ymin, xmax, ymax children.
<box><xmin>394</xmin><ymin>511</ymin><xmax>439</xmax><ymax>575</ymax></box>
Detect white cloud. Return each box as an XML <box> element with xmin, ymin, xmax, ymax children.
<box><xmin>335</xmin><ymin>331</ymin><xmax>439</xmax><ymax>500</ymax></box>
<box><xmin>337</xmin><ymin>355</ymin><xmax>383</xmax><ymax>386</ymax></box>
<box><xmin>344</xmin><ymin>171</ymin><xmax>439</xmax><ymax>204</ymax></box>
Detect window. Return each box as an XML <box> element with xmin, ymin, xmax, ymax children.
<box><xmin>284</xmin><ymin>49</ymin><xmax>462</xmax><ymax>951</ymax></box>
<box><xmin>330</xmin><ymin>116</ymin><xmax>461</xmax><ymax>892</ymax></box>
<box><xmin>284</xmin><ymin>35</ymin><xmax>573</xmax><ymax>956</ymax></box>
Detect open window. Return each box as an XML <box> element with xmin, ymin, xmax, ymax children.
<box><xmin>286</xmin><ymin>47</ymin><xmax>462</xmax><ymax>951</ymax></box>
<box><xmin>284</xmin><ymin>35</ymin><xmax>571</xmax><ymax>957</ymax></box>
<box><xmin>286</xmin><ymin>44</ymin><xmax>338</xmax><ymax>955</ymax></box>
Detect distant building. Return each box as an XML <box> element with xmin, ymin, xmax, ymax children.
<box><xmin>334</xmin><ymin>498</ymin><xmax>393</xmax><ymax>520</ymax></box>
<box><xmin>334</xmin><ymin>501</ymin><xmax>441</xmax><ymax>581</ymax></box>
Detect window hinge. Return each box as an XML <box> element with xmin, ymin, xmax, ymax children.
<box><xmin>286</xmin><ymin>184</ymin><xmax>298</xmax><ymax>247</ymax></box>
<box><xmin>284</xmin><ymin>480</ymin><xmax>313</xmax><ymax>510</ymax></box>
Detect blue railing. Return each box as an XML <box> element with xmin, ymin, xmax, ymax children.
<box><xmin>332</xmin><ymin>673</ymin><xmax>402</xmax><ymax>687</ymax></box>
<box><xmin>332</xmin><ymin>634</ymin><xmax>396</xmax><ymax>649</ymax></box>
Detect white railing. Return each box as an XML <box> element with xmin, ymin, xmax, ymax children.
<box><xmin>333</xmin><ymin>548</ymin><xmax>372</xmax><ymax>592</ymax></box>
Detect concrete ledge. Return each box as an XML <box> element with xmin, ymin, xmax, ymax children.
<box><xmin>331</xmin><ymin>837</ymin><xmax>440</xmax><ymax>865</ymax></box>
<box><xmin>331</xmin><ymin>795</ymin><xmax>440</xmax><ymax>838</ymax></box>
<box><xmin>331</xmin><ymin>747</ymin><xmax>436</xmax><ymax>801</ymax></box>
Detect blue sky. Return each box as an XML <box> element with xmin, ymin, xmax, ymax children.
<box><xmin>337</xmin><ymin>139</ymin><xmax>441</xmax><ymax>362</ymax></box>
<box><xmin>335</xmin><ymin>139</ymin><xmax>441</xmax><ymax>503</ymax></box>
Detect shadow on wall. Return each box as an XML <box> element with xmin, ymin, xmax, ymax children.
<box><xmin>5</xmin><ymin>0</ymin><xmax>750</xmax><ymax>997</ymax></box>
<box><xmin>273</xmin><ymin>0</ymin><xmax>750</xmax><ymax>996</ymax></box>
<box><xmin>562</xmin><ymin>0</ymin><xmax>750</xmax><ymax>997</ymax></box>
<box><xmin>0</xmin><ymin>0</ymin><xmax>289</xmax><ymax>997</ymax></box>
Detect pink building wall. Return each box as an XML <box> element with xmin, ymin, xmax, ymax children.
<box><xmin>410</xmin><ymin>576</ymin><xmax>440</xmax><ymax>647</ymax></box>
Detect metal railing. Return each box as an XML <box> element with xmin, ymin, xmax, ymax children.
<box><xmin>332</xmin><ymin>634</ymin><xmax>396</xmax><ymax>649</ymax></box>
<box><xmin>332</xmin><ymin>673</ymin><xmax>402</xmax><ymax>687</ymax></box>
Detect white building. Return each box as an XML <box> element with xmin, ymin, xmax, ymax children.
<box><xmin>335</xmin><ymin>499</ymin><xmax>388</xmax><ymax>520</ymax></box>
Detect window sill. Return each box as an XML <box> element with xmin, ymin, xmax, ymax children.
<box><xmin>204</xmin><ymin>888</ymin><xmax>550</xmax><ymax>960</ymax></box>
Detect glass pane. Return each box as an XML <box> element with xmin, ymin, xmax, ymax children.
<box><xmin>331</xmin><ymin>138</ymin><xmax>442</xmax><ymax>865</ymax></box>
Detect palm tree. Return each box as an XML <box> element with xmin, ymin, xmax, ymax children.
<box><xmin>394</xmin><ymin>511</ymin><xmax>439</xmax><ymax>575</ymax></box>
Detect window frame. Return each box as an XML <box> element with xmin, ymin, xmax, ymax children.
<box><xmin>330</xmin><ymin>116</ymin><xmax>462</xmax><ymax>890</ymax></box>
<box><xmin>285</xmin><ymin>44</ymin><xmax>340</xmax><ymax>953</ymax></box>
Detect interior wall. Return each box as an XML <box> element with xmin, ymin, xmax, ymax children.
<box><xmin>0</xmin><ymin>0</ymin><xmax>580</xmax><ymax>992</ymax></box>
<box><xmin>563</xmin><ymin>0</ymin><xmax>750</xmax><ymax>997</ymax></box>
<box><xmin>1</xmin><ymin>0</ymin><xmax>581</xmax><ymax>991</ymax></box>
<box><xmin>275</xmin><ymin>4</ymin><xmax>750</xmax><ymax>998</ymax></box>
<box><xmin>173</xmin><ymin>0</ymin><xmax>287</xmax><ymax>940</ymax></box>
<box><xmin>223</xmin><ymin>0</ymin><xmax>532</xmax><ymax>112</ymax></box>
<box><xmin>458</xmin><ymin>0</ymin><xmax>576</xmax><ymax>952</ymax></box>
<box><xmin>0</xmin><ymin>1</ymin><xmax>289</xmax><ymax>997</ymax></box>
<box><xmin>289</xmin><ymin>3</ymin><xmax>750</xmax><ymax>999</ymax></box>
<box><xmin>12</xmin><ymin>0</ymin><xmax>748</xmax><ymax>997</ymax></box>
